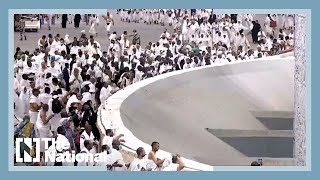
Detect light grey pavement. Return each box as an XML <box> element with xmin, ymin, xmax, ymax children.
<box><xmin>120</xmin><ymin>58</ymin><xmax>294</xmax><ymax>165</ymax></box>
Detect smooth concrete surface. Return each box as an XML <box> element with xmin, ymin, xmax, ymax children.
<box><xmin>294</xmin><ymin>14</ymin><xmax>307</xmax><ymax>166</ymax></box>
<box><xmin>119</xmin><ymin>58</ymin><xmax>294</xmax><ymax>166</ymax></box>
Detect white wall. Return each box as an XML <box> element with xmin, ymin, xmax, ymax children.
<box><xmin>97</xmin><ymin>54</ymin><xmax>294</xmax><ymax>170</ymax></box>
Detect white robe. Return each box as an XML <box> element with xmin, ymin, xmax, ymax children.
<box><xmin>39</xmin><ymin>93</ymin><xmax>51</xmax><ymax>105</ymax></box>
<box><xmin>105</xmin><ymin>15</ymin><xmax>113</xmax><ymax>32</ymax></box>
<box><xmin>99</xmin><ymin>85</ymin><xmax>111</xmax><ymax>103</ymax></box>
<box><xmin>129</xmin><ymin>157</ymin><xmax>148</xmax><ymax>171</ymax></box>
<box><xmin>47</xmin><ymin>99</ymin><xmax>62</xmax><ymax>134</ymax></box>
<box><xmin>167</xmin><ymin>13</ymin><xmax>174</xmax><ymax>25</ymax></box>
<box><xmin>162</xmin><ymin>163</ymin><xmax>179</xmax><ymax>171</ymax></box>
<box><xmin>264</xmin><ymin>16</ymin><xmax>273</xmax><ymax>34</ymax></box>
<box><xmin>14</xmin><ymin>92</ymin><xmax>24</xmax><ymax>118</ymax></box>
<box><xmin>65</xmin><ymin>94</ymin><xmax>81</xmax><ymax>113</ymax></box>
<box><xmin>281</xmin><ymin>14</ymin><xmax>287</xmax><ymax>29</ymax></box>
<box><xmin>108</xmin><ymin>148</ymin><xmax>126</xmax><ymax>171</ymax></box>
<box><xmin>89</xmin><ymin>17</ymin><xmax>97</xmax><ymax>35</ymax></box>
<box><xmin>182</xmin><ymin>20</ymin><xmax>188</xmax><ymax>35</ymax></box>
<box><xmin>258</xmin><ymin>31</ymin><xmax>267</xmax><ymax>41</ymax></box>
<box><xmin>36</xmin><ymin>111</ymin><xmax>50</xmax><ymax>138</ymax></box>
<box><xmin>77</xmin><ymin>147</ymin><xmax>95</xmax><ymax>166</ymax></box>
<box><xmin>80</xmin><ymin>131</ymin><xmax>97</xmax><ymax>154</ymax></box>
<box><xmin>95</xmin><ymin>152</ymin><xmax>112</xmax><ymax>167</ymax></box>
<box><xmin>146</xmin><ymin>159</ymin><xmax>160</xmax><ymax>171</ymax></box>
<box><xmin>69</xmin><ymin>74</ymin><xmax>83</xmax><ymax>91</ymax></box>
<box><xmin>159</xmin><ymin>13</ymin><xmax>165</xmax><ymax>23</ymax></box>
<box><xmin>19</xmin><ymin>90</ymin><xmax>30</xmax><ymax>116</ymax></box>
<box><xmin>29</xmin><ymin>95</ymin><xmax>41</xmax><ymax>124</ymax></box>
<box><xmin>287</xmin><ymin>15</ymin><xmax>294</xmax><ymax>28</ymax></box>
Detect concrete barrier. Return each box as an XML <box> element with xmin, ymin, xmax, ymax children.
<box><xmin>97</xmin><ymin>53</ymin><xmax>294</xmax><ymax>170</ymax></box>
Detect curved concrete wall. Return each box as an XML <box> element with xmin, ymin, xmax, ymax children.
<box><xmin>98</xmin><ymin>54</ymin><xmax>294</xmax><ymax>170</ymax></box>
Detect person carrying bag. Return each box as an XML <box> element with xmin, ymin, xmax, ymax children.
<box><xmin>269</xmin><ymin>15</ymin><xmax>277</xmax><ymax>28</ymax></box>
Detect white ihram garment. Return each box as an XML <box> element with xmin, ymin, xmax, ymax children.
<box><xmin>89</xmin><ymin>17</ymin><xmax>97</xmax><ymax>35</ymax></box>
<box><xmin>36</xmin><ymin>111</ymin><xmax>51</xmax><ymax>152</ymax></box>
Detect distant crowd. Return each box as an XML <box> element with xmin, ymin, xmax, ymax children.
<box><xmin>14</xmin><ymin>10</ymin><xmax>294</xmax><ymax>170</ymax></box>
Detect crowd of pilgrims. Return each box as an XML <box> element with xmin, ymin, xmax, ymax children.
<box><xmin>13</xmin><ymin>10</ymin><xmax>294</xmax><ymax>169</ymax></box>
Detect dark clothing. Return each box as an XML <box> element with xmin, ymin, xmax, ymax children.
<box><xmin>197</xmin><ymin>18</ymin><xmax>204</xmax><ymax>26</ymax></box>
<box><xmin>252</xmin><ymin>23</ymin><xmax>261</xmax><ymax>33</ymax></box>
<box><xmin>231</xmin><ymin>14</ymin><xmax>237</xmax><ymax>23</ymax></box>
<box><xmin>81</xmin><ymin>107</ymin><xmax>100</xmax><ymax>141</ymax></box>
<box><xmin>95</xmin><ymin>81</ymin><xmax>103</xmax><ymax>105</ymax></box>
<box><xmin>63</xmin><ymin>67</ymin><xmax>70</xmax><ymax>91</ymax></box>
<box><xmin>66</xmin><ymin>44</ymin><xmax>71</xmax><ymax>55</ymax></box>
<box><xmin>80</xmin><ymin>69</ymin><xmax>87</xmax><ymax>81</ymax></box>
<box><xmin>70</xmin><ymin>111</ymin><xmax>81</xmax><ymax>128</ymax></box>
<box><xmin>208</xmin><ymin>14</ymin><xmax>216</xmax><ymax>24</ymax></box>
<box><xmin>74</xmin><ymin>14</ymin><xmax>81</xmax><ymax>28</ymax></box>
<box><xmin>113</xmin><ymin>73</ymin><xmax>121</xmax><ymax>86</ymax></box>
<box><xmin>251</xmin><ymin>23</ymin><xmax>261</xmax><ymax>43</ymax></box>
<box><xmin>95</xmin><ymin>90</ymin><xmax>101</xmax><ymax>106</ymax></box>
<box><xmin>191</xmin><ymin>9</ymin><xmax>196</xmax><ymax>15</ymax></box>
<box><xmin>252</xmin><ymin>32</ymin><xmax>258</xmax><ymax>43</ymax></box>
<box><xmin>95</xmin><ymin>81</ymin><xmax>103</xmax><ymax>91</ymax></box>
<box><xmin>70</xmin><ymin>59</ymin><xmax>76</xmax><ymax>74</ymax></box>
<box><xmin>54</xmin><ymin>161</ymin><xmax>63</xmax><ymax>166</ymax></box>
<box><xmin>73</xmin><ymin>40</ymin><xmax>79</xmax><ymax>46</ymax></box>
<box><xmin>179</xmin><ymin>60</ymin><xmax>185</xmax><ymax>70</ymax></box>
<box><xmin>175</xmin><ymin>63</ymin><xmax>181</xmax><ymax>71</ymax></box>
<box><xmin>118</xmin><ymin>61</ymin><xmax>127</xmax><ymax>80</ymax></box>
<box><xmin>132</xmin><ymin>33</ymin><xmax>141</xmax><ymax>45</ymax></box>
<box><xmin>62</xmin><ymin>14</ymin><xmax>68</xmax><ymax>28</ymax></box>
<box><xmin>81</xmin><ymin>109</ymin><xmax>92</xmax><ymax>127</ymax></box>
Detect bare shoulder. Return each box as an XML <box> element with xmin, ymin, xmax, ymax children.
<box><xmin>148</xmin><ymin>151</ymin><xmax>154</xmax><ymax>159</ymax></box>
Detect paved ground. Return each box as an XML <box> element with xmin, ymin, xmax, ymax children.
<box><xmin>14</xmin><ymin>11</ymin><xmax>277</xmax><ymax>53</ymax></box>
<box><xmin>14</xmin><ymin>9</ymin><xmax>176</xmax><ymax>52</ymax></box>
<box><xmin>120</xmin><ymin>58</ymin><xmax>294</xmax><ymax>165</ymax></box>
